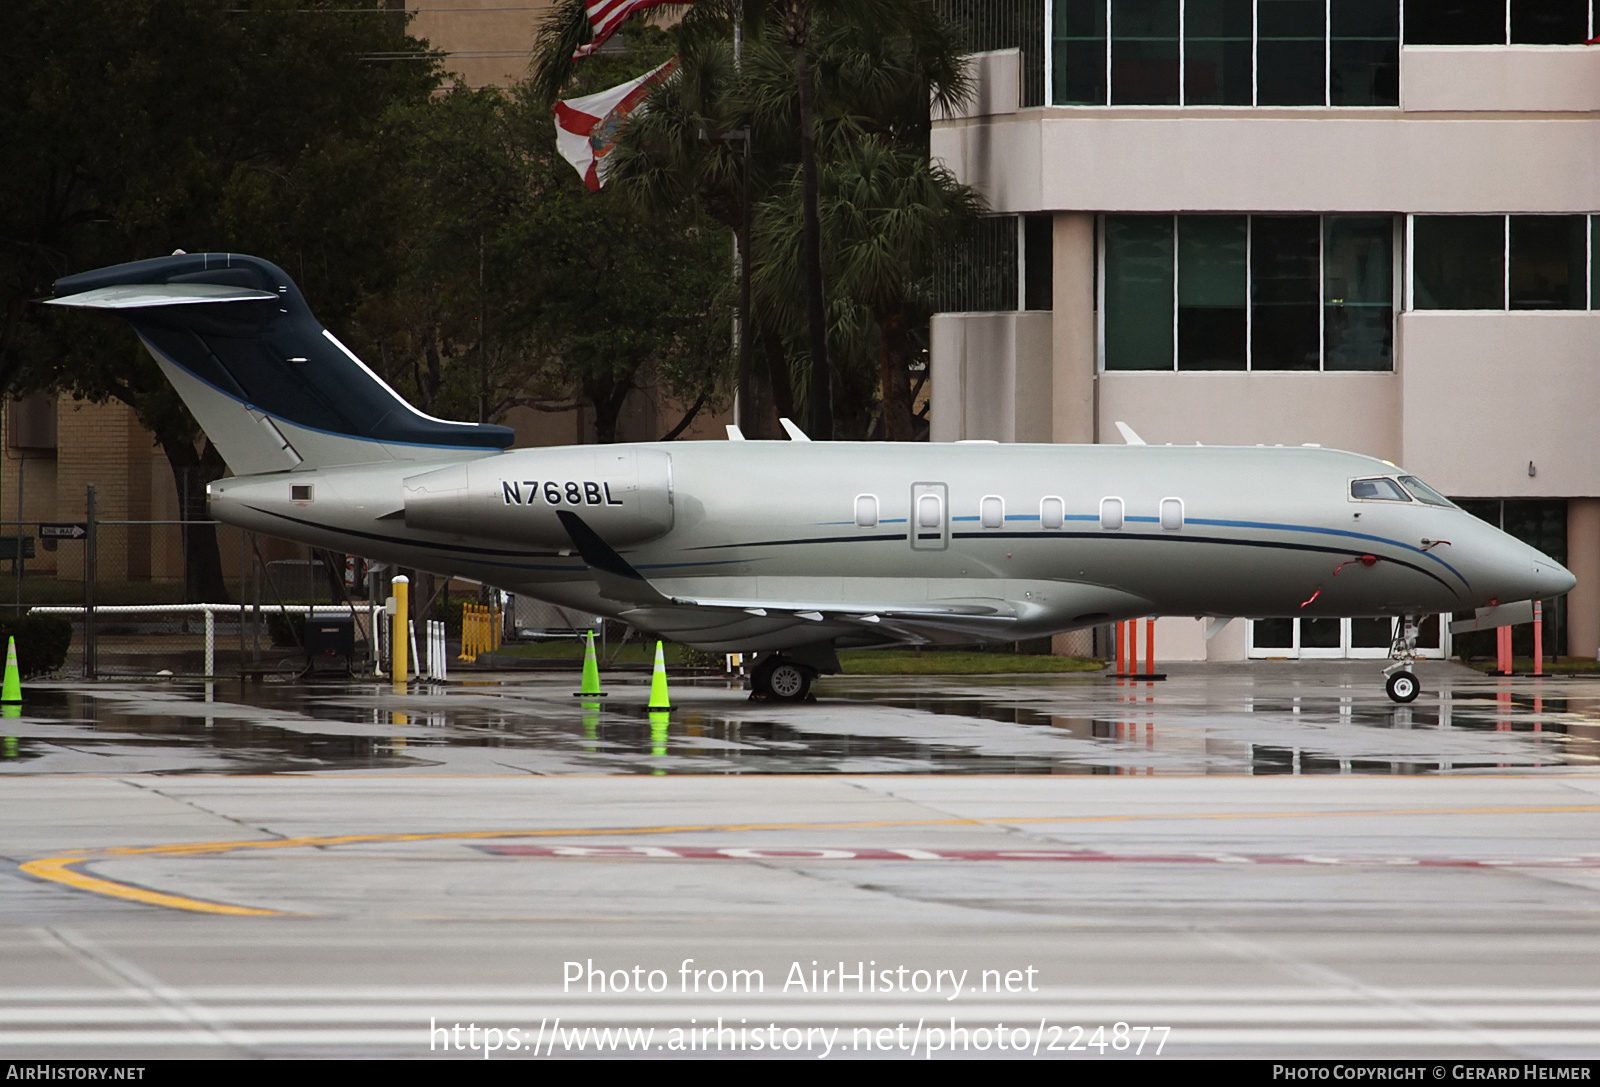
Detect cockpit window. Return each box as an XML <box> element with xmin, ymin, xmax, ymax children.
<box><xmin>1397</xmin><ymin>475</ymin><xmax>1455</xmax><ymax>508</ymax></box>
<box><xmin>1350</xmin><ymin>477</ymin><xmax>1410</xmax><ymax>502</ymax></box>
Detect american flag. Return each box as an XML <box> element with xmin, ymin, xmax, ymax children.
<box><xmin>573</xmin><ymin>0</ymin><xmax>692</xmax><ymax>59</ymax></box>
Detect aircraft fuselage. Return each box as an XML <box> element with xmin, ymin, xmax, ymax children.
<box><xmin>208</xmin><ymin>440</ymin><xmax>1568</xmax><ymax>653</ymax></box>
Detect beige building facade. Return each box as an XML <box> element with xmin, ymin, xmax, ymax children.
<box><xmin>931</xmin><ymin>4</ymin><xmax>1599</xmax><ymax>660</ymax></box>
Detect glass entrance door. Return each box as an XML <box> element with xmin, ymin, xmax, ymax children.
<box><xmin>1248</xmin><ymin>616</ymin><xmax>1448</xmax><ymax>659</ymax></box>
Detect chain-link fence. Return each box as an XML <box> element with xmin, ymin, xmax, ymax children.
<box><xmin>10</xmin><ymin>506</ymin><xmax>595</xmax><ymax>677</ymax></box>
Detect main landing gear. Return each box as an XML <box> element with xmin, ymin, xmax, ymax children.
<box><xmin>750</xmin><ymin>655</ymin><xmax>815</xmax><ymax>702</ymax></box>
<box><xmin>1383</xmin><ymin>615</ymin><xmax>1421</xmax><ymax>704</ymax></box>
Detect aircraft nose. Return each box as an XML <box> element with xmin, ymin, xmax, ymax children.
<box><xmin>1536</xmin><ymin>553</ymin><xmax>1578</xmax><ymax>597</ymax></box>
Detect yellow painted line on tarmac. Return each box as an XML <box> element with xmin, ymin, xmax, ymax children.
<box><xmin>19</xmin><ymin>856</ymin><xmax>285</xmax><ymax>916</ymax></box>
<box><xmin>20</xmin><ymin>802</ymin><xmax>1600</xmax><ymax>916</ymax></box>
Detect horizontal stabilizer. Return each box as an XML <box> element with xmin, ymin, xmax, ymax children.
<box><xmin>49</xmin><ymin>252</ymin><xmax>515</xmax><ymax>475</ymax></box>
<box><xmin>45</xmin><ymin>284</ymin><xmax>278</xmax><ymax>309</ymax></box>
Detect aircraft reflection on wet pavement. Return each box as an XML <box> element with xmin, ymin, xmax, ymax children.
<box><xmin>2</xmin><ymin>671</ymin><xmax>1596</xmax><ymax>778</ymax></box>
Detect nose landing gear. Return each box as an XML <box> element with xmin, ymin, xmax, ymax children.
<box><xmin>1383</xmin><ymin>616</ymin><xmax>1421</xmax><ymax>703</ymax></box>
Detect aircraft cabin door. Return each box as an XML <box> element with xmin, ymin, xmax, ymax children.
<box><xmin>910</xmin><ymin>482</ymin><xmax>949</xmax><ymax>551</ymax></box>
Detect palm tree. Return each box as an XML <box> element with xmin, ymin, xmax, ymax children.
<box><xmin>531</xmin><ymin>0</ymin><xmax>974</xmax><ymax>440</ymax></box>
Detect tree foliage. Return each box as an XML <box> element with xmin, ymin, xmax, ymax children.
<box><xmin>540</xmin><ymin>0</ymin><xmax>979</xmax><ymax>440</ymax></box>
<box><xmin>2</xmin><ymin>0</ymin><xmax>734</xmax><ymax>598</ymax></box>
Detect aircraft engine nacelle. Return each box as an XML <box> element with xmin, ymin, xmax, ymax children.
<box><xmin>403</xmin><ymin>447</ymin><xmax>673</xmax><ymax>548</ymax></box>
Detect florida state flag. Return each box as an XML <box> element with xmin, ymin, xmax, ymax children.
<box><xmin>554</xmin><ymin>58</ymin><xmax>677</xmax><ymax>191</ymax></box>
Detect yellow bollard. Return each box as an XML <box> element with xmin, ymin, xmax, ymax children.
<box><xmin>391</xmin><ymin>575</ymin><xmax>409</xmax><ymax>684</ymax></box>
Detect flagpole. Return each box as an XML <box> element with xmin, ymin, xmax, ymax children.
<box><xmin>732</xmin><ymin>5</ymin><xmax>753</xmax><ymax>437</ymax></box>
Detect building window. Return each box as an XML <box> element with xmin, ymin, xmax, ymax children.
<box><xmin>1411</xmin><ymin>215</ymin><xmax>1590</xmax><ymax>311</ymax></box>
<box><xmin>1405</xmin><ymin>0</ymin><xmax>1594</xmax><ymax>44</ymax></box>
<box><xmin>1051</xmin><ymin>0</ymin><xmax>1398</xmax><ymax>106</ymax></box>
<box><xmin>935</xmin><ymin>215</ymin><xmax>1054</xmax><ymax>312</ymax></box>
<box><xmin>1103</xmin><ymin>213</ymin><xmax>1396</xmax><ymax>371</ymax></box>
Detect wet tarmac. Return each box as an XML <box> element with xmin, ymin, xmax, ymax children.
<box><xmin>5</xmin><ymin>662</ymin><xmax>1600</xmax><ymax>1060</ymax></box>
<box><xmin>1</xmin><ymin>661</ymin><xmax>1596</xmax><ymax>777</ymax></box>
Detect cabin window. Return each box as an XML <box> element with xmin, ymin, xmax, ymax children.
<box><xmin>1040</xmin><ymin>496</ymin><xmax>1065</xmax><ymax>530</ymax></box>
<box><xmin>918</xmin><ymin>493</ymin><xmax>943</xmax><ymax>528</ymax></box>
<box><xmin>980</xmin><ymin>495</ymin><xmax>1005</xmax><ymax>529</ymax></box>
<box><xmin>1349</xmin><ymin>477</ymin><xmax>1409</xmax><ymax>502</ymax></box>
<box><xmin>291</xmin><ymin>485</ymin><xmax>313</xmax><ymax>502</ymax></box>
<box><xmin>854</xmin><ymin>494</ymin><xmax>879</xmax><ymax>527</ymax></box>
<box><xmin>1100</xmin><ymin>496</ymin><xmax>1125</xmax><ymax>530</ymax></box>
<box><xmin>1160</xmin><ymin>496</ymin><xmax>1184</xmax><ymax>530</ymax></box>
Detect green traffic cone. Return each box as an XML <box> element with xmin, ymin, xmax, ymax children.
<box><xmin>646</xmin><ymin>641</ymin><xmax>671</xmax><ymax>711</ymax></box>
<box><xmin>573</xmin><ymin>630</ymin><xmax>608</xmax><ymax>698</ymax></box>
<box><xmin>1</xmin><ymin>637</ymin><xmax>20</xmax><ymax>705</ymax></box>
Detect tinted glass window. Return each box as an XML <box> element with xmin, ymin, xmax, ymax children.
<box><xmin>1508</xmin><ymin>215</ymin><xmax>1587</xmax><ymax>310</ymax></box>
<box><xmin>1254</xmin><ymin>617</ymin><xmax>1294</xmax><ymax>648</ymax></box>
<box><xmin>1024</xmin><ymin>214</ymin><xmax>1054</xmax><ymax>310</ymax></box>
<box><xmin>1302</xmin><ymin>617</ymin><xmax>1342</xmax><ymax>648</ymax></box>
<box><xmin>1185</xmin><ymin>0</ymin><xmax>1253</xmax><ymax>104</ymax></box>
<box><xmin>1405</xmin><ymin>0</ymin><xmax>1506</xmax><ymax>42</ymax></box>
<box><xmin>1412</xmin><ymin>216</ymin><xmax>1504</xmax><ymax>309</ymax></box>
<box><xmin>1351</xmin><ymin>616</ymin><xmax>1394</xmax><ymax>648</ymax></box>
<box><xmin>1054</xmin><ymin>0</ymin><xmax>1108</xmax><ymax>104</ymax></box>
<box><xmin>1105</xmin><ymin>216</ymin><xmax>1175</xmax><ymax>370</ymax></box>
<box><xmin>1257</xmin><ymin>0</ymin><xmax>1327</xmax><ymax>104</ymax></box>
<box><xmin>1350</xmin><ymin>477</ymin><xmax>1410</xmax><ymax>501</ymax></box>
<box><xmin>1251</xmin><ymin>217</ymin><xmax>1321</xmax><ymax>370</ymax></box>
<box><xmin>1111</xmin><ymin>0</ymin><xmax>1181</xmax><ymax>103</ymax></box>
<box><xmin>1511</xmin><ymin>0</ymin><xmax>1590</xmax><ymax>42</ymax></box>
<box><xmin>1330</xmin><ymin>0</ymin><xmax>1399</xmax><ymax>105</ymax></box>
<box><xmin>1178</xmin><ymin>215</ymin><xmax>1248</xmax><ymax>370</ymax></box>
<box><xmin>1324</xmin><ymin>215</ymin><xmax>1393</xmax><ymax>371</ymax></box>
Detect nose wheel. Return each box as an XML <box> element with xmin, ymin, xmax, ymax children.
<box><xmin>1385</xmin><ymin>670</ymin><xmax>1419</xmax><ymax>704</ymax></box>
<box><xmin>1382</xmin><ymin>616</ymin><xmax>1422</xmax><ymax>703</ymax></box>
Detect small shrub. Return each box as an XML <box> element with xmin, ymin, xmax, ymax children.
<box><xmin>678</xmin><ymin>646</ymin><xmax>724</xmax><ymax>670</ymax></box>
<box><xmin>0</xmin><ymin>616</ymin><xmax>73</xmax><ymax>677</ymax></box>
<box><xmin>266</xmin><ymin>611</ymin><xmax>306</xmax><ymax>648</ymax></box>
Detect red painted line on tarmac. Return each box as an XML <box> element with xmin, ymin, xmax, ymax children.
<box><xmin>474</xmin><ymin>844</ymin><xmax>1600</xmax><ymax>867</ymax></box>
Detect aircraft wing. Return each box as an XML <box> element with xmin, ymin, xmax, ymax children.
<box><xmin>555</xmin><ymin>510</ymin><xmax>1022</xmax><ymax>648</ymax></box>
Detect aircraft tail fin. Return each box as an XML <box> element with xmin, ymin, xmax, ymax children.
<box><xmin>47</xmin><ymin>253</ymin><xmax>514</xmax><ymax>475</ymax></box>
